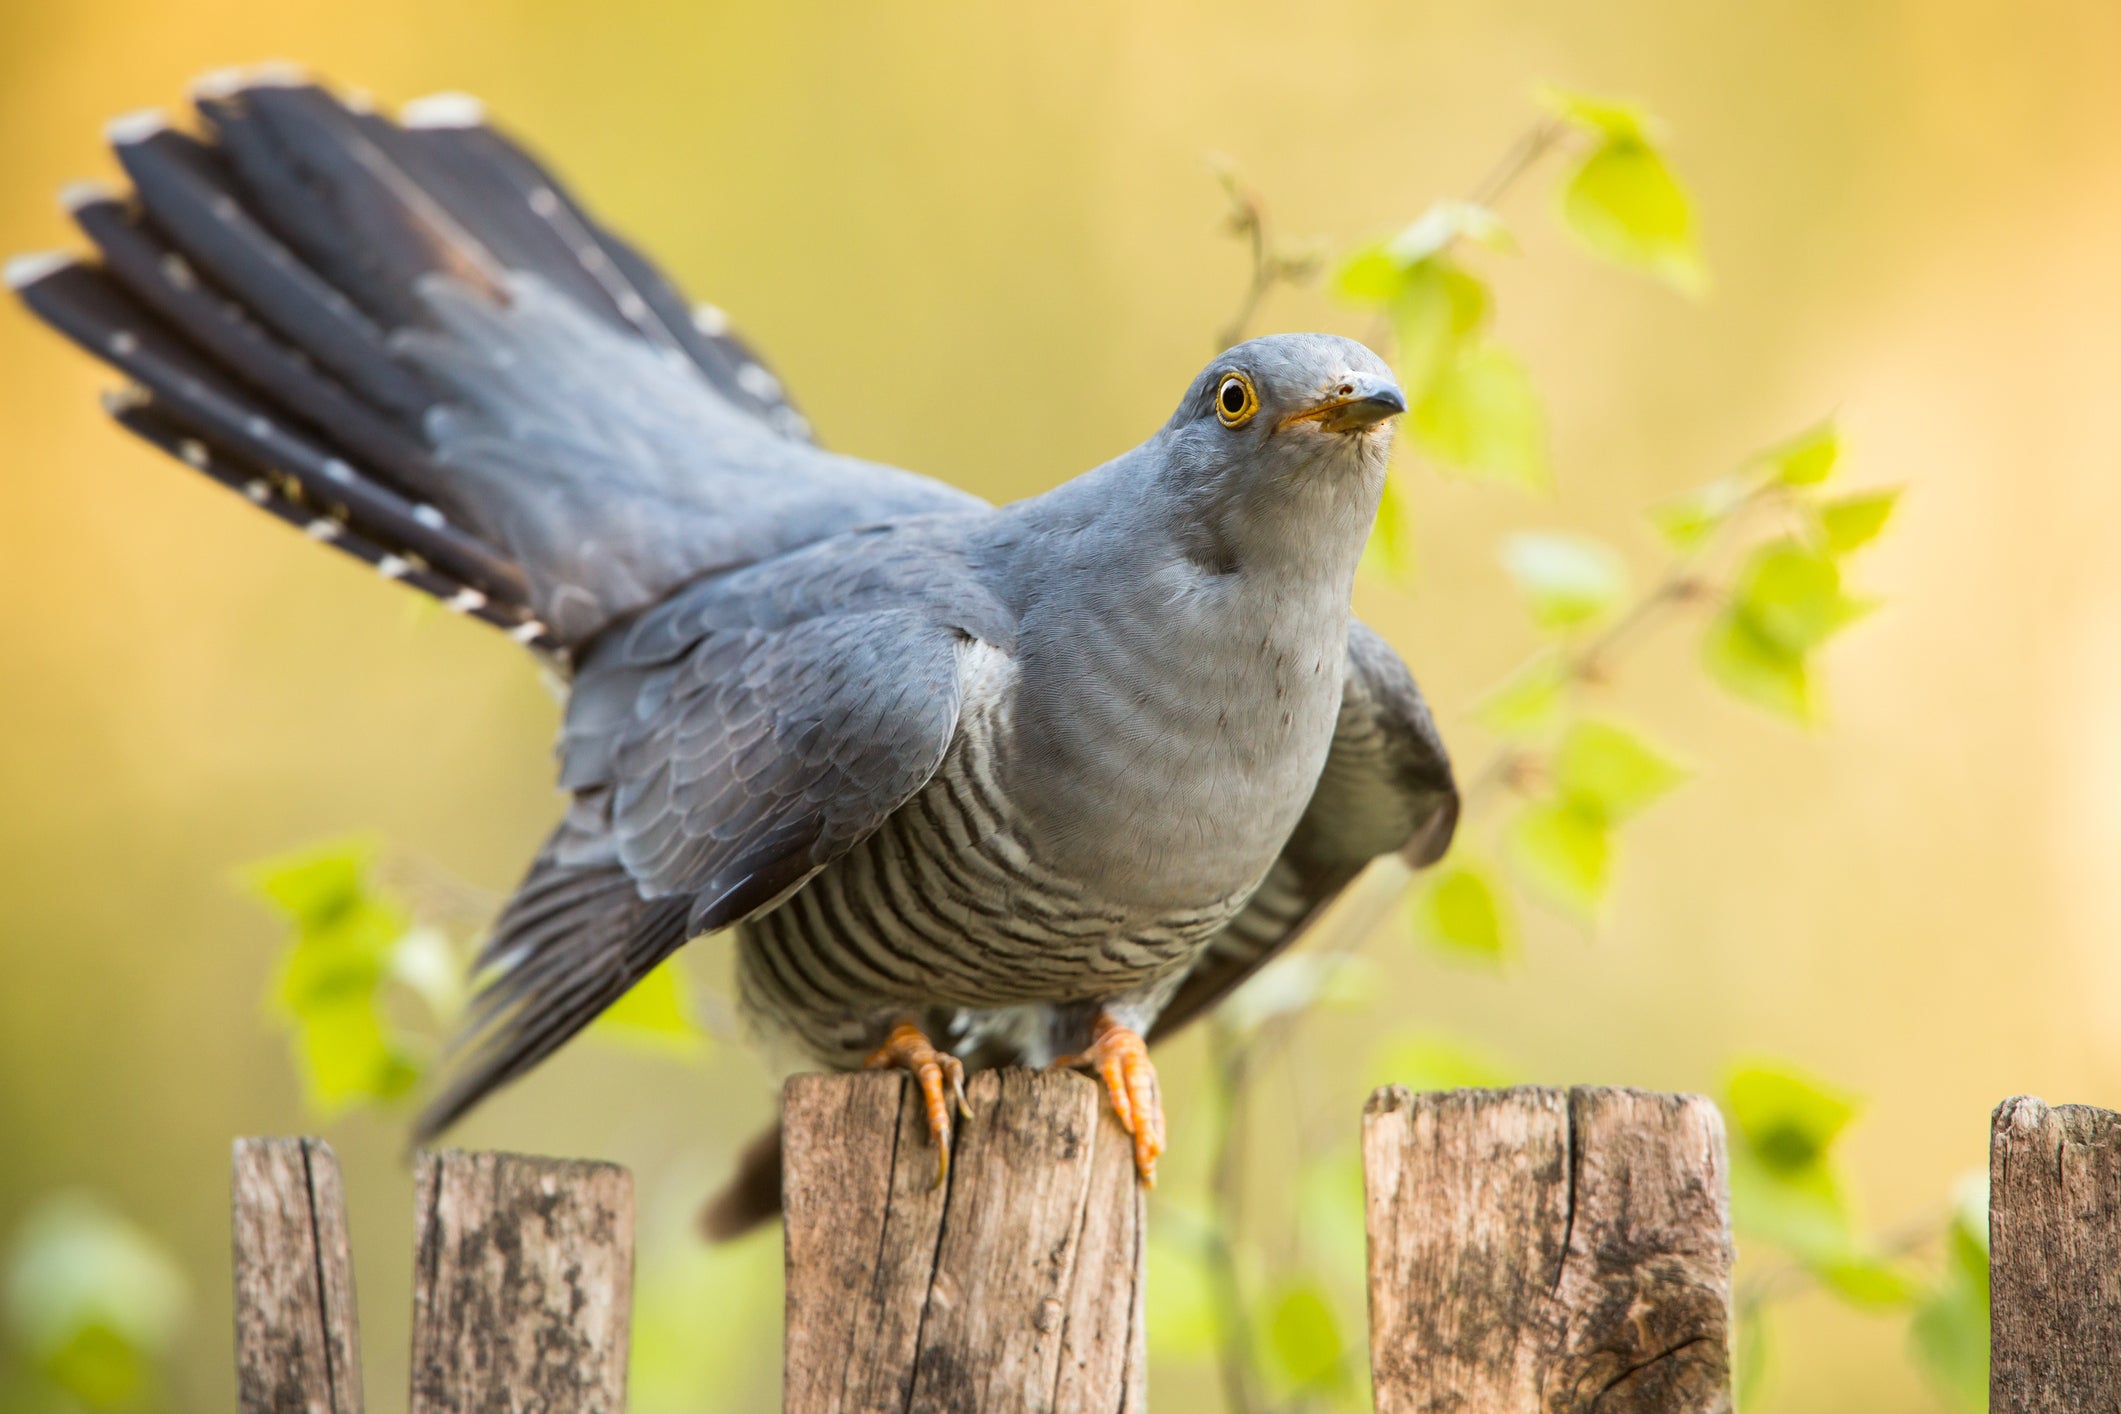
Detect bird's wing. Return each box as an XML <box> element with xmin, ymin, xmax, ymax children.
<box><xmin>1150</xmin><ymin>618</ymin><xmax>1458</xmax><ymax>1041</ymax></box>
<box><xmin>414</xmin><ymin>529</ymin><xmax>1013</xmax><ymax>1137</ymax></box>
<box><xmin>11</xmin><ymin>73</ymin><xmax>981</xmax><ymax>647</ymax></box>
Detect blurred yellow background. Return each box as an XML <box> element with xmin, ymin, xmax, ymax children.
<box><xmin>4</xmin><ymin>1</ymin><xmax>2119</xmax><ymax>1408</ymax></box>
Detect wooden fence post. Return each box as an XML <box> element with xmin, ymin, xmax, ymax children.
<box><xmin>1989</xmin><ymin>1095</ymin><xmax>2121</xmax><ymax>1410</ymax></box>
<box><xmin>232</xmin><ymin>1137</ymin><xmax>363</xmax><ymax>1414</ymax></box>
<box><xmin>409</xmin><ymin>1150</ymin><xmax>634</xmax><ymax>1414</ymax></box>
<box><xmin>1363</xmin><ymin>1085</ymin><xmax>1734</xmax><ymax>1413</ymax></box>
<box><xmin>781</xmin><ymin>1067</ymin><xmax>1146</xmax><ymax>1414</ymax></box>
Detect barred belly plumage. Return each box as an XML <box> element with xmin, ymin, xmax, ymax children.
<box><xmin>735</xmin><ymin>683</ymin><xmax>1253</xmax><ymax>1066</ymax></box>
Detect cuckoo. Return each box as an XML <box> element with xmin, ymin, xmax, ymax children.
<box><xmin>9</xmin><ymin>71</ymin><xmax>1458</xmax><ymax>1232</ymax></box>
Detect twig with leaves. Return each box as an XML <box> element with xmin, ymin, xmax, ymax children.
<box><xmin>1178</xmin><ymin>90</ymin><xmax>1974</xmax><ymax>1414</ymax></box>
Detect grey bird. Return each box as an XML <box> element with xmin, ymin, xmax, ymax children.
<box><xmin>10</xmin><ymin>73</ymin><xmax>1457</xmax><ymax>1228</ymax></box>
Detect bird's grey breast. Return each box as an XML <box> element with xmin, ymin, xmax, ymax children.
<box><xmin>996</xmin><ymin>548</ymin><xmax>1353</xmax><ymax>912</ymax></box>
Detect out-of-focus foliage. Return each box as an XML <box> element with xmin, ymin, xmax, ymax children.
<box><xmin>1187</xmin><ymin>90</ymin><xmax>1960</xmax><ymax>1414</ymax></box>
<box><xmin>244</xmin><ymin>838</ymin><xmax>708</xmax><ymax>1120</ymax></box>
<box><xmin>1</xmin><ymin>1198</ymin><xmax>186</xmax><ymax>1414</ymax></box>
<box><xmin>1541</xmin><ymin>87</ymin><xmax>1706</xmax><ymax>296</ymax></box>
<box><xmin>1724</xmin><ymin>1061</ymin><xmax>1990</xmax><ymax>1410</ymax></box>
<box><xmin>244</xmin><ymin>838</ymin><xmax>434</xmax><ymax>1114</ymax></box>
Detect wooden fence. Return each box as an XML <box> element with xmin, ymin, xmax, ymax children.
<box><xmin>231</xmin><ymin>1080</ymin><xmax>2118</xmax><ymax>1412</ymax></box>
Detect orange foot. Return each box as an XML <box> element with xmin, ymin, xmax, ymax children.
<box><xmin>1054</xmin><ymin>1014</ymin><xmax>1166</xmax><ymax>1186</ymax></box>
<box><xmin>864</xmin><ymin>1020</ymin><xmax>971</xmax><ymax>1186</ymax></box>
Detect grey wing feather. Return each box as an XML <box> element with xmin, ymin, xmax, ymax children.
<box><xmin>1151</xmin><ymin>619</ymin><xmax>1458</xmax><ymax>1041</ymax></box>
<box><xmin>417</xmin><ymin>528</ymin><xmax>1012</xmax><ymax>1136</ymax></box>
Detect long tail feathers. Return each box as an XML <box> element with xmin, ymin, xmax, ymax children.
<box><xmin>9</xmin><ymin>66</ymin><xmax>814</xmax><ymax>655</ymax></box>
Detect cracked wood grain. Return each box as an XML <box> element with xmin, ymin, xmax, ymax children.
<box><xmin>1989</xmin><ymin>1095</ymin><xmax>2121</xmax><ymax>1411</ymax></box>
<box><xmin>409</xmin><ymin>1150</ymin><xmax>633</xmax><ymax>1414</ymax></box>
<box><xmin>1363</xmin><ymin>1086</ymin><xmax>1733</xmax><ymax>1413</ymax></box>
<box><xmin>233</xmin><ymin>1137</ymin><xmax>363</xmax><ymax>1414</ymax></box>
<box><xmin>781</xmin><ymin>1067</ymin><xmax>1145</xmax><ymax>1414</ymax></box>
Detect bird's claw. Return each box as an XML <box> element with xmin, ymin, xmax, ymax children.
<box><xmin>865</xmin><ymin>1021</ymin><xmax>967</xmax><ymax>1187</ymax></box>
<box><xmin>1053</xmin><ymin>1014</ymin><xmax>1165</xmax><ymax>1186</ymax></box>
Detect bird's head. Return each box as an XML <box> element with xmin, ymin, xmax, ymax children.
<box><xmin>1154</xmin><ymin>333</ymin><xmax>1404</xmax><ymax>574</ymax></box>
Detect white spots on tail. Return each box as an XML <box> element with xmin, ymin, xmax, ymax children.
<box><xmin>411</xmin><ymin>504</ymin><xmax>447</xmax><ymax>530</ymax></box>
<box><xmin>305</xmin><ymin>518</ymin><xmax>342</xmax><ymax>541</ymax></box>
<box><xmin>376</xmin><ymin>555</ymin><xmax>410</xmax><ymax>580</ymax></box>
<box><xmin>445</xmin><ymin>587</ymin><xmax>487</xmax><ymax>614</ymax></box>
<box><xmin>58</xmin><ymin>181</ymin><xmax>116</xmax><ymax>213</ymax></box>
<box><xmin>4</xmin><ymin>251</ymin><xmax>74</xmax><ymax>290</ymax></box>
<box><xmin>508</xmin><ymin>620</ymin><xmax>550</xmax><ymax>644</ymax></box>
<box><xmin>107</xmin><ymin>330</ymin><xmax>138</xmax><ymax>356</ymax></box>
<box><xmin>321</xmin><ymin>458</ymin><xmax>356</xmax><ymax>485</ymax></box>
<box><xmin>691</xmin><ymin>303</ymin><xmax>729</xmax><ymax>336</ymax></box>
<box><xmin>178</xmin><ymin>439</ymin><xmax>208</xmax><ymax>468</ymax></box>
<box><xmin>98</xmin><ymin>386</ymin><xmax>149</xmax><ymax>414</ymax></box>
<box><xmin>527</xmin><ymin>187</ymin><xmax>561</xmax><ymax>218</ymax></box>
<box><xmin>402</xmin><ymin>92</ymin><xmax>486</xmax><ymax>129</ymax></box>
<box><xmin>244</xmin><ymin>414</ymin><xmax>273</xmax><ymax>438</ymax></box>
<box><xmin>104</xmin><ymin>109</ymin><xmax>169</xmax><ymax>146</ymax></box>
<box><xmin>160</xmin><ymin>253</ymin><xmax>196</xmax><ymax>290</ymax></box>
<box><xmin>243</xmin><ymin>479</ymin><xmax>271</xmax><ymax>503</ymax></box>
<box><xmin>736</xmin><ymin>362</ymin><xmax>781</xmax><ymax>402</ymax></box>
<box><xmin>190</xmin><ymin>61</ymin><xmax>305</xmax><ymax>101</ymax></box>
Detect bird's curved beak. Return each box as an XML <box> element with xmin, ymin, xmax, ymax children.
<box><xmin>1280</xmin><ymin>371</ymin><xmax>1408</xmax><ymax>434</ymax></box>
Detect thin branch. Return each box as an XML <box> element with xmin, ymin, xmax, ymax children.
<box><xmin>1467</xmin><ymin>116</ymin><xmax>1571</xmax><ymax>211</ymax></box>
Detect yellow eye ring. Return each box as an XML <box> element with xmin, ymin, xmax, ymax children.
<box><xmin>1215</xmin><ymin>372</ymin><xmax>1258</xmax><ymax>428</ymax></box>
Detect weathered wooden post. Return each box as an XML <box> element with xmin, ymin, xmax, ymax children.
<box><xmin>408</xmin><ymin>1151</ymin><xmax>635</xmax><ymax>1414</ymax></box>
<box><xmin>780</xmin><ymin>1067</ymin><xmax>1146</xmax><ymax>1414</ymax></box>
<box><xmin>1989</xmin><ymin>1095</ymin><xmax>2121</xmax><ymax>1410</ymax></box>
<box><xmin>232</xmin><ymin>1138</ymin><xmax>364</xmax><ymax>1414</ymax></box>
<box><xmin>1362</xmin><ymin>1085</ymin><xmax>1734</xmax><ymax>1413</ymax></box>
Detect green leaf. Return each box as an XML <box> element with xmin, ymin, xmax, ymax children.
<box><xmin>1539</xmin><ymin>86</ymin><xmax>1658</xmax><ymax>144</ymax></box>
<box><xmin>1704</xmin><ymin>540</ymin><xmax>1875</xmax><ymax>723</ymax></box>
<box><xmin>1726</xmin><ymin>1062</ymin><xmax>1859</xmax><ymax>1176</ymax></box>
<box><xmin>244</xmin><ymin>835</ymin><xmax>385</xmax><ymax>934</ymax></box>
<box><xmin>1410</xmin><ymin>861</ymin><xmax>1513</xmax><ymax>964</ymax></box>
<box><xmin>1500</xmin><ymin>532</ymin><xmax>1624</xmax><ymax>629</ymax></box>
<box><xmin>1332</xmin><ymin>243</ymin><xmax>1403</xmax><ymax>303</ymax></box>
<box><xmin>244</xmin><ymin>837</ymin><xmax>433</xmax><ymax>1116</ymax></box>
<box><xmin>1814</xmin><ymin>488</ymin><xmax>1901</xmax><ymax>556</ymax></box>
<box><xmin>1265</xmin><ymin>1279</ymin><xmax>1346</xmax><ymax>1393</ymax></box>
<box><xmin>1474</xmin><ymin>656</ymin><xmax>1570</xmax><ymax>737</ymax></box>
<box><xmin>1754</xmin><ymin>419</ymin><xmax>1840</xmax><ymax>487</ymax></box>
<box><xmin>1702</xmin><ymin>609</ymin><xmax>1813</xmax><ymax>722</ymax></box>
<box><xmin>1732</xmin><ymin>542</ymin><xmax>1871</xmax><ymax>656</ymax></box>
<box><xmin>1646</xmin><ymin>474</ymin><xmax>1750</xmax><ymax>553</ymax></box>
<box><xmin>1389</xmin><ymin>258</ymin><xmax>1490</xmax><ymax>402</ymax></box>
<box><xmin>1412</xmin><ymin>345</ymin><xmax>1549</xmax><ymax>492</ymax></box>
<box><xmin>1505</xmin><ymin>800</ymin><xmax>1610</xmax><ymax>917</ymax></box>
<box><xmin>1368</xmin><ymin>1030</ymin><xmax>1518</xmax><ymax>1094</ymax></box>
<box><xmin>1559</xmin><ymin>139</ymin><xmax>1705</xmax><ymax>295</ymax></box>
<box><xmin>591</xmin><ymin>955</ymin><xmax>708</xmax><ymax>1058</ymax></box>
<box><xmin>1552</xmin><ymin>720</ymin><xmax>1687</xmax><ymax>823</ymax></box>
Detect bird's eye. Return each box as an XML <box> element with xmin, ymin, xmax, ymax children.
<box><xmin>1215</xmin><ymin>372</ymin><xmax>1258</xmax><ymax>428</ymax></box>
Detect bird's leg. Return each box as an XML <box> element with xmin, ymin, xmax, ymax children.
<box><xmin>863</xmin><ymin>1019</ymin><xmax>970</xmax><ymax>1186</ymax></box>
<box><xmin>1053</xmin><ymin>1012</ymin><xmax>1166</xmax><ymax>1186</ymax></box>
